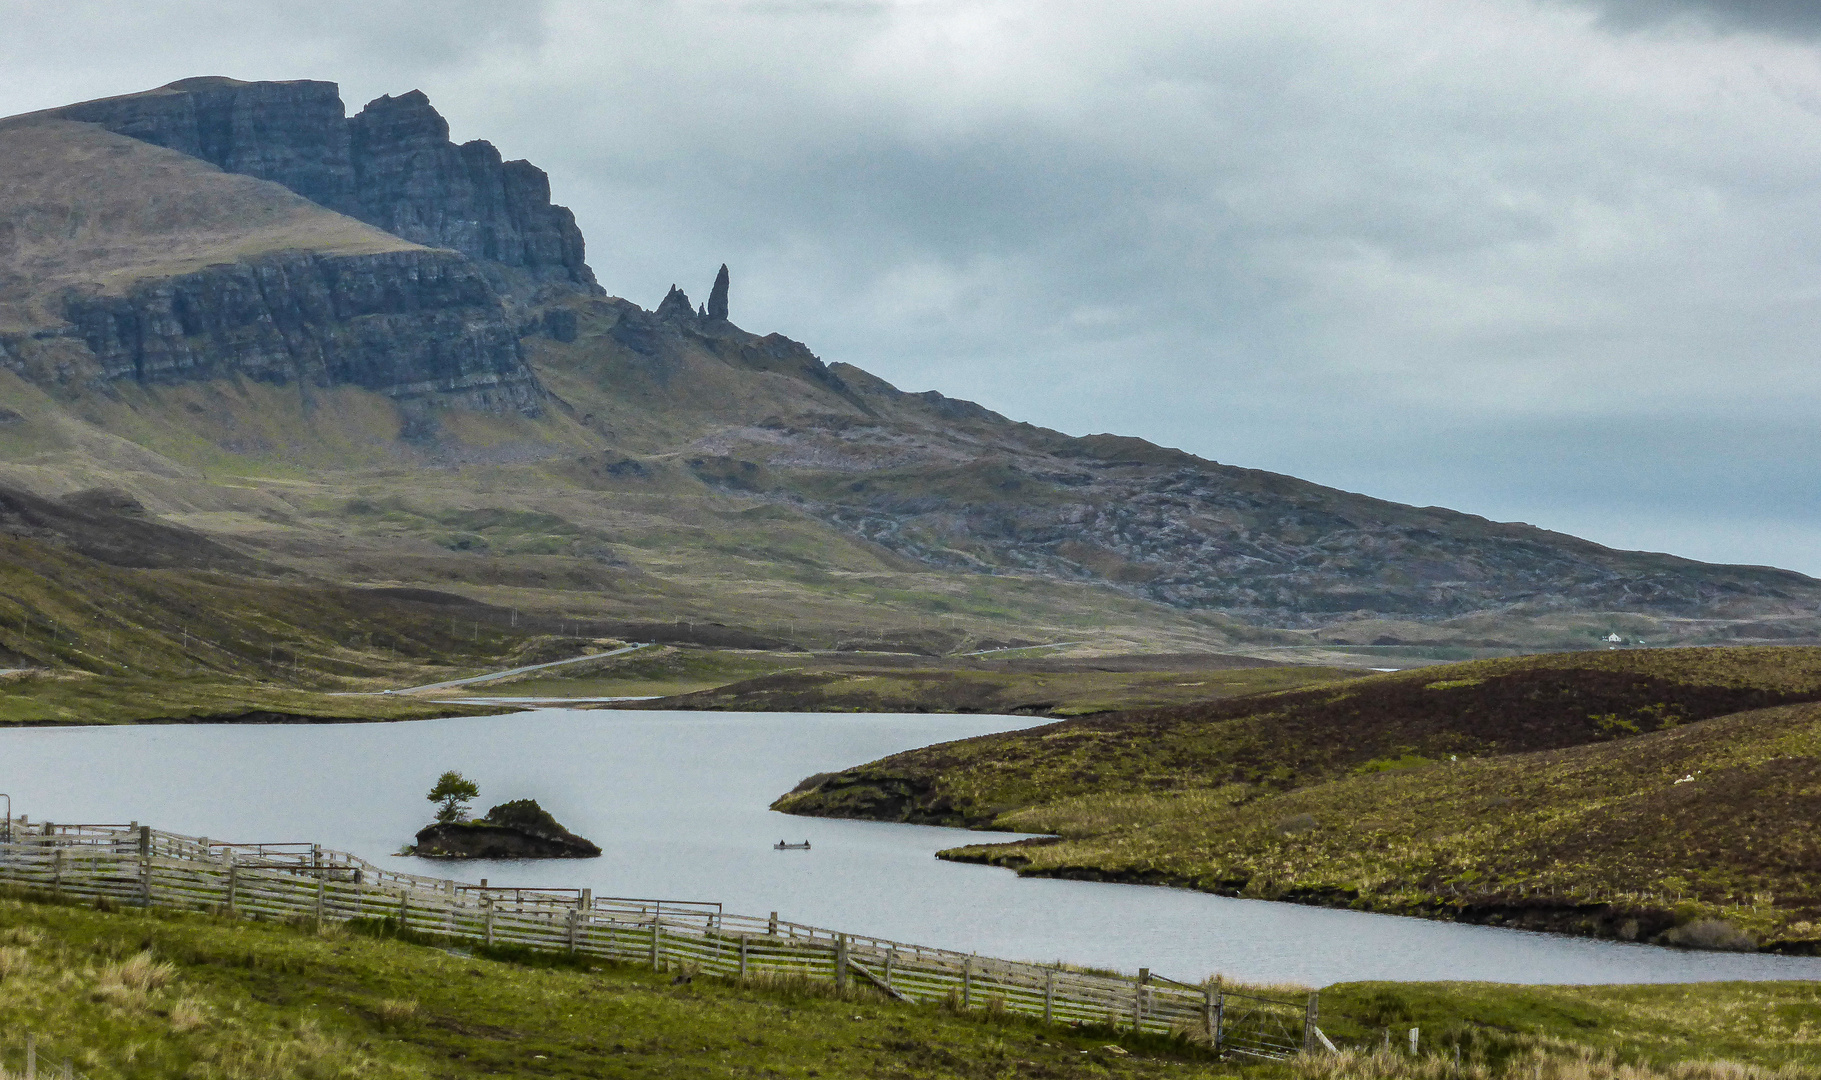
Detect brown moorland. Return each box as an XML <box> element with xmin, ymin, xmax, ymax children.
<box><xmin>776</xmin><ymin>647</ymin><xmax>1821</xmax><ymax>948</ymax></box>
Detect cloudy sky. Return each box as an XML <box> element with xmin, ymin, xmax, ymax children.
<box><xmin>5</xmin><ymin>0</ymin><xmax>1821</xmax><ymax>572</ymax></box>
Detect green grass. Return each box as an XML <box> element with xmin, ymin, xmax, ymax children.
<box><xmin>779</xmin><ymin>648</ymin><xmax>1821</xmax><ymax>946</ymax></box>
<box><xmin>639</xmin><ymin>663</ymin><xmax>1360</xmax><ymax>718</ymax></box>
<box><xmin>0</xmin><ymin>673</ymin><xmax>499</xmax><ymax>725</ymax></box>
<box><xmin>0</xmin><ymin>535</ymin><xmax>543</xmax><ymax>689</ymax></box>
<box><xmin>1316</xmin><ymin>980</ymin><xmax>1821</xmax><ymax>1070</ymax></box>
<box><xmin>490</xmin><ymin>645</ymin><xmax>799</xmax><ymax>698</ymax></box>
<box><xmin>0</xmin><ymin>894</ymin><xmax>1816</xmax><ymax>1079</ymax></box>
<box><xmin>0</xmin><ymin>894</ymin><xmax>1213</xmax><ymax>1080</ymax></box>
<box><xmin>952</xmin><ymin>698</ymin><xmax>1821</xmax><ymax>946</ymax></box>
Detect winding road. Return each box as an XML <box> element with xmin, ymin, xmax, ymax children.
<box><xmin>387</xmin><ymin>643</ymin><xmax>651</xmax><ymax>695</ymax></box>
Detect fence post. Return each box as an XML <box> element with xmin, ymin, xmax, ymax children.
<box><xmin>962</xmin><ymin>956</ymin><xmax>973</xmax><ymax>1010</ymax></box>
<box><xmin>398</xmin><ymin>888</ymin><xmax>409</xmax><ymax>933</ymax></box>
<box><xmin>1305</xmin><ymin>991</ymin><xmax>1319</xmax><ymax>1054</ymax></box>
<box><xmin>1215</xmin><ymin>982</ymin><xmax>1225</xmax><ymax>1053</ymax></box>
<box><xmin>484</xmin><ymin>896</ymin><xmax>495</xmax><ymax>947</ymax></box>
<box><xmin>885</xmin><ymin>949</ymin><xmax>896</xmax><ymax>993</ymax></box>
<box><xmin>738</xmin><ymin>935</ymin><xmax>748</xmax><ymax>981</ymax></box>
<box><xmin>1135</xmin><ymin>968</ymin><xmax>1149</xmax><ymax>1031</ymax></box>
<box><xmin>24</xmin><ymin>1032</ymin><xmax>35</xmax><ymax>1080</ymax></box>
<box><xmin>314</xmin><ymin>873</ymin><xmax>327</xmax><ymax>930</ymax></box>
<box><xmin>138</xmin><ymin>824</ymin><xmax>152</xmax><ymax>907</ymax></box>
<box><xmin>567</xmin><ymin>908</ymin><xmax>581</xmax><ymax>954</ymax></box>
<box><xmin>225</xmin><ymin>852</ymin><xmax>238</xmax><ymax>917</ymax></box>
<box><xmin>1044</xmin><ymin>969</ymin><xmax>1055</xmax><ymax>1025</ymax></box>
<box><xmin>768</xmin><ymin>911</ymin><xmax>778</xmax><ymax>937</ymax></box>
<box><xmin>51</xmin><ymin>847</ymin><xmax>63</xmax><ymax>900</ymax></box>
<box><xmin>651</xmin><ymin>919</ymin><xmax>663</xmax><ymax>971</ymax></box>
<box><xmin>835</xmin><ymin>934</ymin><xmax>849</xmax><ymax>992</ymax></box>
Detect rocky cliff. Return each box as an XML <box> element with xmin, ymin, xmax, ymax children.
<box><xmin>348</xmin><ymin>91</ymin><xmax>593</xmax><ymax>288</ymax></box>
<box><xmin>0</xmin><ymin>114</ymin><xmax>545</xmax><ymax>415</ymax></box>
<box><xmin>45</xmin><ymin>78</ymin><xmax>595</xmax><ymax>288</ymax></box>
<box><xmin>60</xmin><ymin>248</ymin><xmax>542</xmax><ymax>414</ymax></box>
<box><xmin>52</xmin><ymin>77</ymin><xmax>357</xmax><ymax>214</ymax></box>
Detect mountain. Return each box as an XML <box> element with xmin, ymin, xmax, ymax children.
<box><xmin>2</xmin><ymin>77</ymin><xmax>1818</xmax><ymax>662</ymax></box>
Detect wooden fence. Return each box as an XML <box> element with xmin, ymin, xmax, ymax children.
<box><xmin>0</xmin><ymin>818</ymin><xmax>1321</xmax><ymax>1060</ymax></box>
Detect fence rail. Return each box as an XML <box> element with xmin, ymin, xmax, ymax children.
<box><xmin>0</xmin><ymin>816</ymin><xmax>1317</xmax><ymax>1059</ymax></box>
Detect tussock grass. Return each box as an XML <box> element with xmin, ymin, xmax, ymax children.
<box><xmin>791</xmin><ymin>647</ymin><xmax>1821</xmax><ymax>944</ymax></box>
<box><xmin>1291</xmin><ymin>1045</ymin><xmax>1821</xmax><ymax>1080</ymax></box>
<box><xmin>1</xmin><ymin>890</ymin><xmax>1818</xmax><ymax>1077</ymax></box>
<box><xmin>0</xmin><ymin>893</ymin><xmax>1220</xmax><ymax>1079</ymax></box>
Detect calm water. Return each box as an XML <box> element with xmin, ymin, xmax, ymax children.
<box><xmin>5</xmin><ymin>708</ymin><xmax>1821</xmax><ymax>987</ymax></box>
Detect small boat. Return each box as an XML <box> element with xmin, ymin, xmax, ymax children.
<box><xmin>774</xmin><ymin>840</ymin><xmax>811</xmax><ymax>850</ymax></box>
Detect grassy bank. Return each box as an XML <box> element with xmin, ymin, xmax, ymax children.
<box><xmin>0</xmin><ymin>672</ymin><xmax>506</xmax><ymax>726</ymax></box>
<box><xmin>1</xmin><ymin>894</ymin><xmax>1818</xmax><ymax>1079</ymax></box>
<box><xmin>776</xmin><ymin>648</ymin><xmax>1821</xmax><ymax>947</ymax></box>
<box><xmin>574</xmin><ymin>649</ymin><xmax>1362</xmax><ymax>716</ymax></box>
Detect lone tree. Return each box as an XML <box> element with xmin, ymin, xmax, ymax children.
<box><xmin>427</xmin><ymin>770</ymin><xmax>479</xmax><ymax>823</ymax></box>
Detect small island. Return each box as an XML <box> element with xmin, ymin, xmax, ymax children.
<box><xmin>404</xmin><ymin>772</ymin><xmax>602</xmax><ymax>859</ymax></box>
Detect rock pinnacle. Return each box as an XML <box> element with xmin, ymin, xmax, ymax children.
<box><xmin>707</xmin><ymin>264</ymin><xmax>730</xmax><ymax>321</ymax></box>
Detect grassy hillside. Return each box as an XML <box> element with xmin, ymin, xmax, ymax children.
<box><xmin>620</xmin><ymin>657</ymin><xmax>1362</xmax><ymax>717</ymax></box>
<box><xmin>0</xmin><ymin>673</ymin><xmax>501</xmax><ymax>726</ymax></box>
<box><xmin>776</xmin><ymin>647</ymin><xmax>1821</xmax><ymax>948</ymax></box>
<box><xmin>0</xmin><ymin>117</ymin><xmax>413</xmax><ymax>330</ymax></box>
<box><xmin>0</xmin><ymin>530</ymin><xmax>566</xmax><ymax>687</ymax></box>
<box><xmin>1</xmin><ymin>892</ymin><xmax>1817</xmax><ymax>1079</ymax></box>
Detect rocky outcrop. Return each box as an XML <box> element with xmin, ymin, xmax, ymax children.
<box><xmin>653</xmin><ymin>285</ymin><xmax>696</xmax><ymax>324</ymax></box>
<box><xmin>409</xmin><ymin>799</ymin><xmax>601</xmax><ymax>859</ymax></box>
<box><xmin>46</xmin><ymin>79</ymin><xmax>595</xmax><ymax>287</ymax></box>
<box><xmin>61</xmin><ymin>249</ymin><xmax>543</xmax><ymax>414</ymax></box>
<box><xmin>707</xmin><ymin>264</ymin><xmax>730</xmax><ymax>321</ymax></box>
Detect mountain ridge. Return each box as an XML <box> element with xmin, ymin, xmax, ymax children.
<box><xmin>1</xmin><ymin>78</ymin><xmax>1816</xmax><ymax>654</ymax></box>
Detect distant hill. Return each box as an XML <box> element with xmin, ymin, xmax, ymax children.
<box><xmin>1</xmin><ymin>78</ymin><xmax>1818</xmax><ymax>655</ymax></box>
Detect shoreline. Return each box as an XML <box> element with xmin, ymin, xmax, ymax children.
<box><xmin>934</xmin><ymin>842</ymin><xmax>1821</xmax><ymax>958</ymax></box>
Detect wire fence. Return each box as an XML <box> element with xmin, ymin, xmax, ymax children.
<box><xmin>0</xmin><ymin>816</ymin><xmax>1327</xmax><ymax>1060</ymax></box>
<box><xmin>0</xmin><ymin>1032</ymin><xmax>93</xmax><ymax>1080</ymax></box>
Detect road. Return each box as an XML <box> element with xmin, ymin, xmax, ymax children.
<box><xmin>958</xmin><ymin>641</ymin><xmax>1086</xmax><ymax>657</ymax></box>
<box><xmin>387</xmin><ymin>643</ymin><xmax>651</xmax><ymax>695</ymax></box>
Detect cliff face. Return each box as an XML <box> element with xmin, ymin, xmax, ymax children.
<box><xmin>53</xmin><ymin>77</ymin><xmax>357</xmax><ymax>214</ymax></box>
<box><xmin>62</xmin><ymin>249</ymin><xmax>542</xmax><ymax>414</ymax></box>
<box><xmin>349</xmin><ymin>92</ymin><xmax>592</xmax><ymax>286</ymax></box>
<box><xmin>46</xmin><ymin>78</ymin><xmax>595</xmax><ymax>287</ymax></box>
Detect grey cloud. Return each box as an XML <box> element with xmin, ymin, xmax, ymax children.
<box><xmin>1571</xmin><ymin>0</ymin><xmax>1821</xmax><ymax>36</ymax></box>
